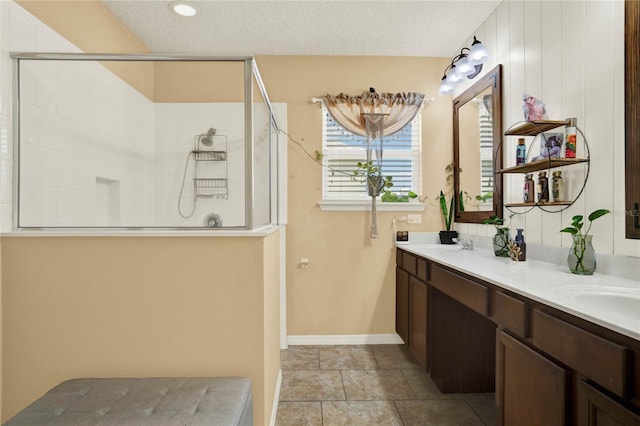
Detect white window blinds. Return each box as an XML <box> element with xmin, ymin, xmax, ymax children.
<box><xmin>322</xmin><ymin>106</ymin><xmax>421</xmax><ymax>200</ymax></box>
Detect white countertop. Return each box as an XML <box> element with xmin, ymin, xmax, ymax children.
<box><xmin>399</xmin><ymin>243</ymin><xmax>640</xmax><ymax>341</ymax></box>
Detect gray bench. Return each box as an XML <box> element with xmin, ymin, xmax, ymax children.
<box><xmin>3</xmin><ymin>377</ymin><xmax>253</xmax><ymax>426</ymax></box>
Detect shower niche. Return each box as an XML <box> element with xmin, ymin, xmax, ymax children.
<box><xmin>11</xmin><ymin>54</ymin><xmax>283</xmax><ymax>230</ymax></box>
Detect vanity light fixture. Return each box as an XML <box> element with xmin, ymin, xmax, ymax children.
<box><xmin>170</xmin><ymin>1</ymin><xmax>197</xmax><ymax>17</ymax></box>
<box><xmin>467</xmin><ymin>36</ymin><xmax>490</xmax><ymax>66</ymax></box>
<box><xmin>438</xmin><ymin>36</ymin><xmax>489</xmax><ymax>96</ymax></box>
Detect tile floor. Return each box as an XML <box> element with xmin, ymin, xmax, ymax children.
<box><xmin>275</xmin><ymin>345</ymin><xmax>497</xmax><ymax>426</ymax></box>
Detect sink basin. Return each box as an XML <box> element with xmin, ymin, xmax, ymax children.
<box><xmin>575</xmin><ymin>292</ymin><xmax>639</xmax><ymax>313</ymax></box>
<box><xmin>554</xmin><ymin>285</ymin><xmax>640</xmax><ymax>327</ymax></box>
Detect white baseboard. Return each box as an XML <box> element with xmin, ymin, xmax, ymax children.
<box><xmin>269</xmin><ymin>369</ymin><xmax>282</xmax><ymax>426</ymax></box>
<box><xmin>287</xmin><ymin>333</ymin><xmax>404</xmax><ymax>346</ymax></box>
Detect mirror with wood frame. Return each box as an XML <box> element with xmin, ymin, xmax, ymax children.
<box><xmin>453</xmin><ymin>64</ymin><xmax>503</xmax><ymax>224</ymax></box>
<box><xmin>625</xmin><ymin>0</ymin><xmax>639</xmax><ymax>239</ymax></box>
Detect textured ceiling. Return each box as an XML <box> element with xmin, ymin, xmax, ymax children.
<box><xmin>101</xmin><ymin>0</ymin><xmax>501</xmax><ymax>57</ymax></box>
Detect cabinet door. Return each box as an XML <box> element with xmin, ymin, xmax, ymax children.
<box><xmin>577</xmin><ymin>380</ymin><xmax>640</xmax><ymax>426</ymax></box>
<box><xmin>409</xmin><ymin>276</ymin><xmax>428</xmax><ymax>369</ymax></box>
<box><xmin>396</xmin><ymin>267</ymin><xmax>409</xmax><ymax>345</ymax></box>
<box><xmin>496</xmin><ymin>330</ymin><xmax>567</xmax><ymax>426</ymax></box>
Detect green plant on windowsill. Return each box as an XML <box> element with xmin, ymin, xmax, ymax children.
<box><xmin>381</xmin><ymin>191</ymin><xmax>418</xmax><ymax>202</ymax></box>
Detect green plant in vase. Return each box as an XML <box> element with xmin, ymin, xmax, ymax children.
<box><xmin>560</xmin><ymin>209</ymin><xmax>610</xmax><ymax>275</ymax></box>
<box><xmin>483</xmin><ymin>214</ymin><xmax>512</xmax><ymax>257</ymax></box>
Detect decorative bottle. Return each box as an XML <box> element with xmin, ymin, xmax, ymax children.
<box><xmin>511</xmin><ymin>228</ymin><xmax>527</xmax><ymax>262</ymax></box>
<box><xmin>552</xmin><ymin>171</ymin><xmax>564</xmax><ymax>202</ymax></box>
<box><xmin>516</xmin><ymin>138</ymin><xmax>527</xmax><ymax>165</ymax></box>
<box><xmin>523</xmin><ymin>174</ymin><xmax>535</xmax><ymax>203</ymax></box>
<box><xmin>537</xmin><ymin>171</ymin><xmax>549</xmax><ymax>203</ymax></box>
<box><xmin>565</xmin><ymin>118</ymin><xmax>577</xmax><ymax>158</ymax></box>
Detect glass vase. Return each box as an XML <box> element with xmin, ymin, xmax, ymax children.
<box><xmin>567</xmin><ymin>234</ymin><xmax>596</xmax><ymax>275</ymax></box>
<box><xmin>492</xmin><ymin>228</ymin><xmax>511</xmax><ymax>257</ymax></box>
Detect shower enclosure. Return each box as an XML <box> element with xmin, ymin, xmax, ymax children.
<box><xmin>11</xmin><ymin>54</ymin><xmax>282</xmax><ymax>230</ymax></box>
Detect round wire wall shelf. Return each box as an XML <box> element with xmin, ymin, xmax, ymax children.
<box><xmin>494</xmin><ymin>120</ymin><xmax>591</xmax><ymax>215</ymax></box>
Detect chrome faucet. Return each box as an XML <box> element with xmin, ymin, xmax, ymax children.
<box><xmin>452</xmin><ymin>238</ymin><xmax>474</xmax><ymax>251</ymax></box>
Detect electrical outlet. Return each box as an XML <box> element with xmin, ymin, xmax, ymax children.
<box><xmin>299</xmin><ymin>258</ymin><xmax>310</xmax><ymax>269</ymax></box>
<box><xmin>407</xmin><ymin>214</ymin><xmax>422</xmax><ymax>224</ymax></box>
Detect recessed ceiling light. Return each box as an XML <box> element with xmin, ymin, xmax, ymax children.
<box><xmin>170</xmin><ymin>1</ymin><xmax>197</xmax><ymax>17</ymax></box>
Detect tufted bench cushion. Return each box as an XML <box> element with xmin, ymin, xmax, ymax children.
<box><xmin>3</xmin><ymin>377</ymin><xmax>253</xmax><ymax>426</ymax></box>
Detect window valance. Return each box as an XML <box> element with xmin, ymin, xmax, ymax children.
<box><xmin>322</xmin><ymin>91</ymin><xmax>425</xmax><ymax>137</ymax></box>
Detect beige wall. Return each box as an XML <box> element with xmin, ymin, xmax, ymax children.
<box><xmin>1</xmin><ymin>235</ymin><xmax>280</xmax><ymax>425</ymax></box>
<box><xmin>16</xmin><ymin>0</ymin><xmax>155</xmax><ymax>100</ymax></box>
<box><xmin>0</xmin><ymin>239</ymin><xmax>2</xmax><ymax>422</ymax></box>
<box><xmin>153</xmin><ymin>61</ymin><xmax>246</xmax><ymax>103</ymax></box>
<box><xmin>262</xmin><ymin>232</ymin><xmax>281</xmax><ymax>421</ymax></box>
<box><xmin>256</xmin><ymin>56</ymin><xmax>451</xmax><ymax>336</ymax></box>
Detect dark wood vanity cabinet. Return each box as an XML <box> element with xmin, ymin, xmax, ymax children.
<box><xmin>396</xmin><ymin>249</ymin><xmax>429</xmax><ymax>368</ymax></box>
<box><xmin>497</xmin><ymin>330</ymin><xmax>568</xmax><ymax>426</ymax></box>
<box><xmin>395</xmin><ymin>265</ymin><xmax>409</xmax><ymax>345</ymax></box>
<box><xmin>578</xmin><ymin>380</ymin><xmax>640</xmax><ymax>425</ymax></box>
<box><xmin>409</xmin><ymin>275</ymin><xmax>428</xmax><ymax>369</ymax></box>
<box><xmin>395</xmin><ymin>248</ymin><xmax>640</xmax><ymax>426</ymax></box>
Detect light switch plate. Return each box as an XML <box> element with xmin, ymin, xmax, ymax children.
<box><xmin>408</xmin><ymin>214</ymin><xmax>422</xmax><ymax>224</ymax></box>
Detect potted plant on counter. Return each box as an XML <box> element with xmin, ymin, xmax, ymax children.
<box><xmin>438</xmin><ymin>189</ymin><xmax>458</xmax><ymax>244</ymax></box>
<box><xmin>560</xmin><ymin>209</ymin><xmax>610</xmax><ymax>275</ymax></box>
<box><xmin>435</xmin><ymin>163</ymin><xmax>457</xmax><ymax>244</ymax></box>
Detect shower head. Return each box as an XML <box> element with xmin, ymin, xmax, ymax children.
<box><xmin>199</xmin><ymin>128</ymin><xmax>216</xmax><ymax>147</ymax></box>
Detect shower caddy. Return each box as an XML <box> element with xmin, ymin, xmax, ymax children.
<box><xmin>192</xmin><ymin>130</ymin><xmax>228</xmax><ymax>199</ymax></box>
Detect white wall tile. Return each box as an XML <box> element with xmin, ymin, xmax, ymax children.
<box><xmin>9</xmin><ymin>3</ymin><xmax>37</xmax><ymax>52</ymax></box>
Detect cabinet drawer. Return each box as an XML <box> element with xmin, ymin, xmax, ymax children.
<box><xmin>532</xmin><ymin>309</ymin><xmax>630</xmax><ymax>398</ymax></box>
<box><xmin>417</xmin><ymin>258</ymin><xmax>428</xmax><ymax>282</ymax></box>
<box><xmin>494</xmin><ymin>291</ymin><xmax>528</xmax><ymax>338</ymax></box>
<box><xmin>401</xmin><ymin>251</ymin><xmax>417</xmax><ymax>275</ymax></box>
<box><xmin>430</xmin><ymin>264</ymin><xmax>488</xmax><ymax>316</ymax></box>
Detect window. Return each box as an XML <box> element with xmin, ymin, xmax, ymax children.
<box><xmin>321</xmin><ymin>106</ymin><xmax>422</xmax><ymax>202</ymax></box>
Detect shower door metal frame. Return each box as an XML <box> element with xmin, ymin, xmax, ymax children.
<box><xmin>10</xmin><ymin>53</ymin><xmax>279</xmax><ymax>231</ymax></box>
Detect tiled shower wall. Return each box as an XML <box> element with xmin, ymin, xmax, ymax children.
<box><xmin>0</xmin><ymin>0</ymin><xmax>84</xmax><ymax>230</ymax></box>
<box><xmin>154</xmin><ymin>103</ymin><xmax>246</xmax><ymax>228</ymax></box>
<box><xmin>0</xmin><ymin>1</ymin><xmax>252</xmax><ymax>230</ymax></box>
<box><xmin>18</xmin><ymin>59</ymin><xmax>156</xmax><ymax>227</ymax></box>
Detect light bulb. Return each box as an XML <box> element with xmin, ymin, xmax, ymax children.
<box><xmin>454</xmin><ymin>56</ymin><xmax>475</xmax><ymax>78</ymax></box>
<box><xmin>445</xmin><ymin>66</ymin><xmax>463</xmax><ymax>86</ymax></box>
<box><xmin>468</xmin><ymin>37</ymin><xmax>489</xmax><ymax>66</ymax></box>
<box><xmin>439</xmin><ymin>77</ymin><xmax>454</xmax><ymax>96</ymax></box>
